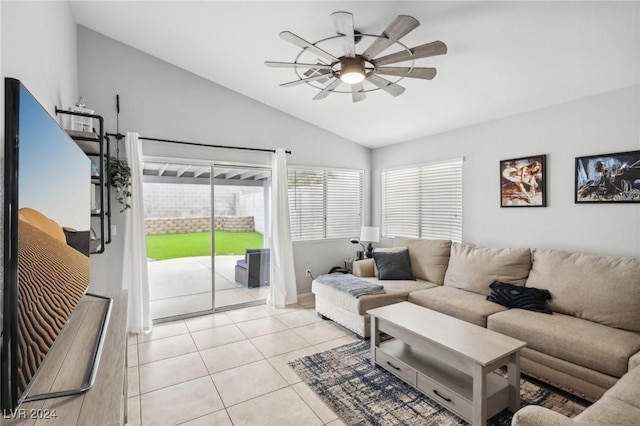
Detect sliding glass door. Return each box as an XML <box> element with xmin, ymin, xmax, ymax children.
<box><xmin>142</xmin><ymin>160</ymin><xmax>271</xmax><ymax>321</ymax></box>
<box><xmin>143</xmin><ymin>161</ymin><xmax>214</xmax><ymax>320</ymax></box>
<box><xmin>212</xmin><ymin>166</ymin><xmax>271</xmax><ymax>309</ymax></box>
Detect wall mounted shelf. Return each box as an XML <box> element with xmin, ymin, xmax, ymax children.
<box><xmin>55</xmin><ymin>107</ymin><xmax>111</xmax><ymax>254</ymax></box>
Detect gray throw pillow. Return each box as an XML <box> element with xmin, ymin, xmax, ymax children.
<box><xmin>372</xmin><ymin>249</ymin><xmax>415</xmax><ymax>280</ymax></box>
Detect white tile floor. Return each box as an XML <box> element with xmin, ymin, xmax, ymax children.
<box><xmin>127</xmin><ymin>294</ymin><xmax>356</xmax><ymax>426</ymax></box>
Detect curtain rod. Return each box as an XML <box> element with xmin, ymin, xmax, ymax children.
<box><xmin>105</xmin><ymin>133</ymin><xmax>291</xmax><ymax>154</ymax></box>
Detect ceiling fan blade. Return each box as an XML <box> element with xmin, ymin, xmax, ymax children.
<box><xmin>280</xmin><ymin>31</ymin><xmax>338</xmax><ymax>63</ymax></box>
<box><xmin>374</xmin><ymin>67</ymin><xmax>437</xmax><ymax>80</ymax></box>
<box><xmin>313</xmin><ymin>78</ymin><xmax>342</xmax><ymax>100</ymax></box>
<box><xmin>281</xmin><ymin>72</ymin><xmax>333</xmax><ymax>87</ymax></box>
<box><xmin>332</xmin><ymin>11</ymin><xmax>356</xmax><ymax>58</ymax></box>
<box><xmin>362</xmin><ymin>15</ymin><xmax>420</xmax><ymax>61</ymax></box>
<box><xmin>351</xmin><ymin>83</ymin><xmax>366</xmax><ymax>103</ymax></box>
<box><xmin>366</xmin><ymin>74</ymin><xmax>406</xmax><ymax>97</ymax></box>
<box><xmin>373</xmin><ymin>41</ymin><xmax>447</xmax><ymax>66</ymax></box>
<box><xmin>265</xmin><ymin>61</ymin><xmax>333</xmax><ymax>70</ymax></box>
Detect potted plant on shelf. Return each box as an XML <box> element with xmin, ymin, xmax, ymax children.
<box><xmin>108</xmin><ymin>156</ymin><xmax>132</xmax><ymax>212</ymax></box>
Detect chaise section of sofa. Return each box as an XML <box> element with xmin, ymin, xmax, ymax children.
<box><xmin>313</xmin><ymin>277</ymin><xmax>436</xmax><ymax>337</ymax></box>
<box><xmin>312</xmin><ymin>237</ymin><xmax>452</xmax><ymax>337</ymax></box>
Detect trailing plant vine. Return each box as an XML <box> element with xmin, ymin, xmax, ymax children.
<box><xmin>108</xmin><ymin>156</ymin><xmax>132</xmax><ymax>211</ymax></box>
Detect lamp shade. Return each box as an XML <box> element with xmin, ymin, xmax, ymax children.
<box><xmin>360</xmin><ymin>226</ymin><xmax>380</xmax><ymax>243</ymax></box>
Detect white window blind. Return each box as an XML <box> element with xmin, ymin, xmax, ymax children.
<box><xmin>288</xmin><ymin>168</ymin><xmax>363</xmax><ymax>241</ymax></box>
<box><xmin>382</xmin><ymin>158</ymin><xmax>462</xmax><ymax>242</ymax></box>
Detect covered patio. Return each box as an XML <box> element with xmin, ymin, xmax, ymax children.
<box><xmin>148</xmin><ymin>255</ymin><xmax>270</xmax><ymax>320</ymax></box>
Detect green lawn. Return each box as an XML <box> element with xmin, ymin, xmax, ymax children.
<box><xmin>146</xmin><ymin>231</ymin><xmax>264</xmax><ymax>260</ymax></box>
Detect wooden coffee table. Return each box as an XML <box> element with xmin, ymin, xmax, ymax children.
<box><xmin>368</xmin><ymin>302</ymin><xmax>526</xmax><ymax>426</ymax></box>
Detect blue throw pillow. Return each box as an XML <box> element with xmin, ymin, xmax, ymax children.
<box><xmin>487</xmin><ymin>281</ymin><xmax>552</xmax><ymax>314</ymax></box>
<box><xmin>372</xmin><ymin>249</ymin><xmax>415</xmax><ymax>280</ymax></box>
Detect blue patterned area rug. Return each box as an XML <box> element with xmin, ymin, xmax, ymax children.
<box><xmin>289</xmin><ymin>340</ymin><xmax>587</xmax><ymax>426</ymax></box>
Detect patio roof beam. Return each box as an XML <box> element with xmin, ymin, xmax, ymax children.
<box><xmin>158</xmin><ymin>163</ymin><xmax>170</xmax><ymax>176</ymax></box>
<box><xmin>252</xmin><ymin>171</ymin><xmax>271</xmax><ymax>181</ymax></box>
<box><xmin>176</xmin><ymin>165</ymin><xmax>191</xmax><ymax>177</ymax></box>
<box><xmin>194</xmin><ymin>167</ymin><xmax>210</xmax><ymax>178</ymax></box>
<box><xmin>239</xmin><ymin>170</ymin><xmax>263</xmax><ymax>180</ymax></box>
<box><xmin>224</xmin><ymin>170</ymin><xmax>243</xmax><ymax>179</ymax></box>
<box><xmin>214</xmin><ymin>168</ymin><xmax>231</xmax><ymax>178</ymax></box>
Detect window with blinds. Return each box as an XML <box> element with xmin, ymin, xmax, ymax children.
<box><xmin>288</xmin><ymin>168</ymin><xmax>364</xmax><ymax>241</ymax></box>
<box><xmin>382</xmin><ymin>158</ymin><xmax>462</xmax><ymax>242</ymax></box>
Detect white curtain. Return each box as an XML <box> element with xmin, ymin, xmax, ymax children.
<box><xmin>122</xmin><ymin>132</ymin><xmax>152</xmax><ymax>333</ymax></box>
<box><xmin>267</xmin><ymin>148</ymin><xmax>298</xmax><ymax>307</ymax></box>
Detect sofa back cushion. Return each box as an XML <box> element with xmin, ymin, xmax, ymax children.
<box><xmin>393</xmin><ymin>237</ymin><xmax>452</xmax><ymax>285</ymax></box>
<box><xmin>526</xmin><ymin>249</ymin><xmax>640</xmax><ymax>333</ymax></box>
<box><xmin>444</xmin><ymin>242</ymin><xmax>531</xmax><ymax>295</ymax></box>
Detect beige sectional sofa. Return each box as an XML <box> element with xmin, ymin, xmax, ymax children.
<box><xmin>311</xmin><ymin>237</ymin><xmax>640</xmax><ymax>404</ymax></box>
<box><xmin>512</xmin><ymin>363</ymin><xmax>640</xmax><ymax>425</ymax></box>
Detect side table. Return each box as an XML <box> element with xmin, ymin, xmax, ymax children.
<box><xmin>344</xmin><ymin>258</ymin><xmax>355</xmax><ymax>273</ymax></box>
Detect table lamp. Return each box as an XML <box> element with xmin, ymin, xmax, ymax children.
<box><xmin>360</xmin><ymin>226</ymin><xmax>380</xmax><ymax>258</ymax></box>
<box><xmin>350</xmin><ymin>238</ymin><xmax>366</xmax><ymax>260</ymax></box>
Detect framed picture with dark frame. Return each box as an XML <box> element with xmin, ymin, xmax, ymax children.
<box><xmin>500</xmin><ymin>154</ymin><xmax>546</xmax><ymax>207</ymax></box>
<box><xmin>575</xmin><ymin>150</ymin><xmax>640</xmax><ymax>203</ymax></box>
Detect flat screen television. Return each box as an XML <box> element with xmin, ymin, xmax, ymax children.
<box><xmin>2</xmin><ymin>78</ymin><xmax>91</xmax><ymax>411</ymax></box>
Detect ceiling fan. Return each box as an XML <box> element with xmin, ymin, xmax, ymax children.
<box><xmin>265</xmin><ymin>12</ymin><xmax>447</xmax><ymax>102</ymax></box>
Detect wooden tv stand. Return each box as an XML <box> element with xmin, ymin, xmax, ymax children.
<box><xmin>3</xmin><ymin>291</ymin><xmax>128</xmax><ymax>425</ymax></box>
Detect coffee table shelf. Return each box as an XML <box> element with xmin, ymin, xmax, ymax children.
<box><xmin>368</xmin><ymin>302</ymin><xmax>526</xmax><ymax>426</ymax></box>
<box><xmin>377</xmin><ymin>339</ymin><xmax>510</xmax><ymax>422</ymax></box>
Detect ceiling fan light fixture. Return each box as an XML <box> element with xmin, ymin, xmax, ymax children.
<box><xmin>339</xmin><ymin>58</ymin><xmax>366</xmax><ymax>84</ymax></box>
<box><xmin>267</xmin><ymin>12</ymin><xmax>447</xmax><ymax>101</ymax></box>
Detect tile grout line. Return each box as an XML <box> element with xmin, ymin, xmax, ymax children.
<box><xmin>134</xmin><ymin>339</ymin><xmax>142</xmax><ymax>426</ymax></box>
<box><xmin>131</xmin><ymin>332</ymin><xmax>352</xmax><ymax>399</ymax></box>
<box><xmin>134</xmin><ymin>298</ymin><xmax>342</xmax><ymax>426</ymax></box>
<box><xmin>289</xmin><ymin>382</ymin><xmax>337</xmax><ymax>426</ymax></box>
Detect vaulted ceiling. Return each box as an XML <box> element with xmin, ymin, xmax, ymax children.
<box><xmin>69</xmin><ymin>1</ymin><xmax>640</xmax><ymax>148</ymax></box>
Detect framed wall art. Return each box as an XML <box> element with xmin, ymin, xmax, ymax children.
<box><xmin>575</xmin><ymin>150</ymin><xmax>640</xmax><ymax>203</ymax></box>
<box><xmin>500</xmin><ymin>155</ymin><xmax>546</xmax><ymax>207</ymax></box>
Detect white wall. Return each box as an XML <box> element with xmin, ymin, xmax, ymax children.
<box><xmin>1</xmin><ymin>0</ymin><xmax>78</xmax><ymax>333</ymax></box>
<box><xmin>1</xmin><ymin>2</ymin><xmax>78</xmax><ymax>117</ymax></box>
<box><xmin>76</xmin><ymin>26</ymin><xmax>371</xmax><ymax>295</ymax></box>
<box><xmin>372</xmin><ymin>85</ymin><xmax>640</xmax><ymax>257</ymax></box>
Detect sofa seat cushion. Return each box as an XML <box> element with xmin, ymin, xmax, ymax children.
<box><xmin>488</xmin><ymin>309</ymin><xmax>640</xmax><ymax>378</ymax></box>
<box><xmin>526</xmin><ymin>249</ymin><xmax>640</xmax><ymax>333</ymax></box>
<box><xmin>408</xmin><ymin>286</ymin><xmax>508</xmax><ymax>327</ymax></box>
<box><xmin>443</xmin><ymin>242</ymin><xmax>531</xmax><ymax>296</ymax></box>
<box><xmin>312</xmin><ymin>278</ymin><xmax>437</xmax><ymax>316</ymax></box>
